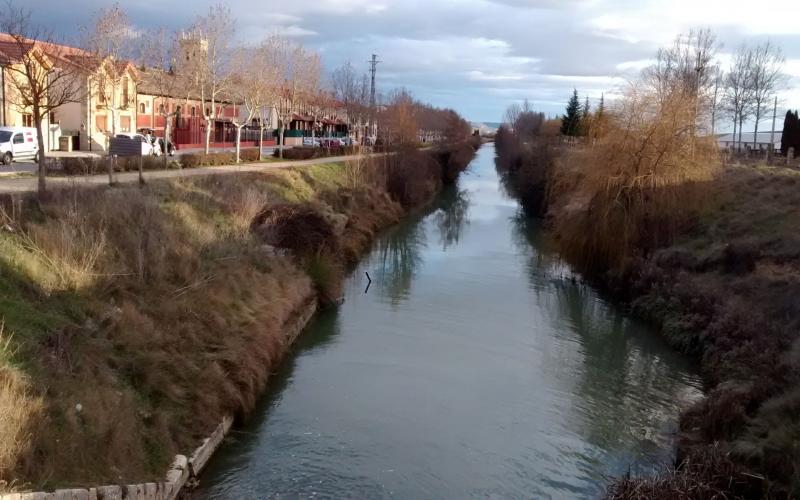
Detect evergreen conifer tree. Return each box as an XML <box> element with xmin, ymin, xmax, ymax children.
<box><xmin>561</xmin><ymin>89</ymin><xmax>582</xmax><ymax>137</ymax></box>
<box><xmin>781</xmin><ymin>110</ymin><xmax>799</xmax><ymax>156</ymax></box>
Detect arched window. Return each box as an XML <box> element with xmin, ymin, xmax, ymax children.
<box><xmin>191</xmin><ymin>106</ymin><xmax>196</xmax><ymax>117</ymax></box>
<box><xmin>139</xmin><ymin>103</ymin><xmax>146</xmax><ymax>114</ymax></box>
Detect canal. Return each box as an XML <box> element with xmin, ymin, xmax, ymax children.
<box><xmin>194</xmin><ymin>144</ymin><xmax>703</xmax><ymax>499</ymax></box>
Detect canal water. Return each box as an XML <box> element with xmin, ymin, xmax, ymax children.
<box><xmin>194</xmin><ymin>144</ymin><xmax>703</xmax><ymax>499</ymax></box>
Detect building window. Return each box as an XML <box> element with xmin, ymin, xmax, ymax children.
<box><xmin>139</xmin><ymin>103</ymin><xmax>146</xmax><ymax>114</ymax></box>
<box><xmin>22</xmin><ymin>114</ymin><xmax>33</xmax><ymax>127</ymax></box>
<box><xmin>205</xmin><ymin>108</ymin><xmax>210</xmax><ymax>116</ymax></box>
<box><xmin>96</xmin><ymin>115</ymin><xmax>107</xmax><ymax>132</ymax></box>
<box><xmin>49</xmin><ymin>112</ymin><xmax>56</xmax><ymax>123</ymax></box>
<box><xmin>122</xmin><ymin>77</ymin><xmax>129</xmax><ymax>107</ymax></box>
<box><xmin>159</xmin><ymin>104</ymin><xmax>165</xmax><ymax>114</ymax></box>
<box><xmin>191</xmin><ymin>106</ymin><xmax>196</xmax><ymax>117</ymax></box>
<box><xmin>120</xmin><ymin>116</ymin><xmax>131</xmax><ymax>132</ymax></box>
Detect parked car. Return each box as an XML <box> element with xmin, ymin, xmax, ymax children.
<box><xmin>0</xmin><ymin>127</ymin><xmax>40</xmax><ymax>165</ymax></box>
<box><xmin>302</xmin><ymin>136</ymin><xmax>320</xmax><ymax>147</ymax></box>
<box><xmin>115</xmin><ymin>133</ymin><xmax>161</xmax><ymax>156</ymax></box>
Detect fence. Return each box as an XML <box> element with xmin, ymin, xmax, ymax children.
<box><xmin>173</xmin><ymin>117</ymin><xmax>275</xmax><ymax>147</ymax></box>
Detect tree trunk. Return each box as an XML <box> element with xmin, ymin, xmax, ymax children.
<box><xmin>205</xmin><ymin>116</ymin><xmax>212</xmax><ymax>154</ymax></box>
<box><xmin>279</xmin><ymin>127</ymin><xmax>285</xmax><ymax>159</ymax></box>
<box><xmin>33</xmin><ymin>110</ymin><xmax>47</xmax><ymax>196</ymax></box>
<box><xmin>732</xmin><ymin>115</ymin><xmax>738</xmax><ymax>154</ymax></box>
<box><xmin>258</xmin><ymin>125</ymin><xmax>264</xmax><ymax>161</ymax></box>
<box><xmin>235</xmin><ymin>126</ymin><xmax>242</xmax><ymax>163</ymax></box>
<box><xmin>753</xmin><ymin>104</ymin><xmax>761</xmax><ymax>152</ymax></box>
<box><xmin>738</xmin><ymin>116</ymin><xmax>744</xmax><ymax>153</ymax></box>
<box><xmin>163</xmin><ymin>115</ymin><xmax>171</xmax><ymax>169</ymax></box>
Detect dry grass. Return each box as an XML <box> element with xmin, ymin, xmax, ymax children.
<box><xmin>606</xmin><ymin>444</ymin><xmax>764</xmax><ymax>499</ymax></box>
<box><xmin>0</xmin><ymin>325</ymin><xmax>44</xmax><ymax>492</ymax></box>
<box><xmin>550</xmin><ymin>84</ymin><xmax>721</xmax><ymax>272</ymax></box>
<box><xmin>600</xmin><ymin>165</ymin><xmax>800</xmax><ymax>497</ymax></box>
<box><xmin>0</xmin><ymin>143</ymin><xmax>474</xmax><ymax>489</ymax></box>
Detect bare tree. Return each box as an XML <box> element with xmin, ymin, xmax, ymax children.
<box><xmin>723</xmin><ymin>45</ymin><xmax>755</xmax><ymax>152</ymax></box>
<box><xmin>186</xmin><ymin>3</ymin><xmax>235</xmax><ymax>154</ymax></box>
<box><xmin>644</xmin><ymin>28</ymin><xmax>718</xmax><ymax>142</ymax></box>
<box><xmin>0</xmin><ymin>2</ymin><xmax>84</xmax><ymax>195</ymax></box>
<box><xmin>380</xmin><ymin>88</ymin><xmax>418</xmax><ymax>146</ymax></box>
<box><xmin>331</xmin><ymin>61</ymin><xmax>370</xmax><ymax>144</ymax></box>
<box><xmin>748</xmin><ymin>41</ymin><xmax>785</xmax><ymax>152</ymax></box>
<box><xmin>138</xmin><ymin>27</ymin><xmax>188</xmax><ymax>169</ymax></box>
<box><xmin>274</xmin><ymin>39</ymin><xmax>321</xmax><ymax>158</ymax></box>
<box><xmin>228</xmin><ymin>41</ymin><xmax>279</xmax><ymax>163</ymax></box>
<box><xmin>82</xmin><ymin>3</ymin><xmax>135</xmax><ymax>142</ymax></box>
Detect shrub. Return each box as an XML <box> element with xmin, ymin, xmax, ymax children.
<box><xmin>179</xmin><ymin>152</ymin><xmax>235</xmax><ymax>169</ymax></box>
<box><xmin>550</xmin><ymin>83</ymin><xmax>720</xmax><ymax>272</ymax></box>
<box><xmin>238</xmin><ymin>148</ymin><xmax>261</xmax><ymax>162</ymax></box>
<box><xmin>382</xmin><ymin>146</ymin><xmax>442</xmax><ymax>208</ymax></box>
<box><xmin>275</xmin><ymin>147</ymin><xmax>318</xmax><ymax>160</ymax></box>
<box><xmin>250</xmin><ymin>203</ymin><xmax>339</xmax><ymax>258</ymax></box>
<box><xmin>304</xmin><ymin>253</ymin><xmax>344</xmax><ymax>305</ymax></box>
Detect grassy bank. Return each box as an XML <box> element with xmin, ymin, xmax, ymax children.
<box><xmin>0</xmin><ymin>140</ymin><xmax>478</xmax><ymax>491</ymax></box>
<box><xmin>496</xmin><ymin>134</ymin><xmax>800</xmax><ymax>496</ymax></box>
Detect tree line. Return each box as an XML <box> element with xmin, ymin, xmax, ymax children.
<box><xmin>0</xmin><ymin>1</ymin><xmax>473</xmax><ymax>196</ymax></box>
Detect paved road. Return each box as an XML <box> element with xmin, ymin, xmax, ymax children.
<box><xmin>0</xmin><ymin>154</ymin><xmax>368</xmax><ymax>194</ymax></box>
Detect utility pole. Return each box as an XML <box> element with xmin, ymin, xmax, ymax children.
<box><xmin>368</xmin><ymin>54</ymin><xmax>381</xmax><ymax>140</ymax></box>
<box><xmin>768</xmin><ymin>95</ymin><xmax>778</xmax><ymax>161</ymax></box>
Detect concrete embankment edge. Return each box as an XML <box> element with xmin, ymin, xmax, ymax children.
<box><xmin>0</xmin><ymin>297</ymin><xmax>319</xmax><ymax>500</ymax></box>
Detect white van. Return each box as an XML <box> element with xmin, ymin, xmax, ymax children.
<box><xmin>0</xmin><ymin>127</ymin><xmax>40</xmax><ymax>165</ymax></box>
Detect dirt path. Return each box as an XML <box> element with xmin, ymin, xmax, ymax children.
<box><xmin>0</xmin><ymin>153</ymin><xmax>371</xmax><ymax>194</ymax></box>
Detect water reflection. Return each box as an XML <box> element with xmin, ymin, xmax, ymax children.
<box><xmin>370</xmin><ymin>217</ymin><xmax>427</xmax><ymax>306</ymax></box>
<box><xmin>508</xmin><ymin>187</ymin><xmax>703</xmax><ymax>482</ymax></box>
<box><xmin>194</xmin><ymin>144</ymin><xmax>703</xmax><ymax>499</ymax></box>
<box><xmin>433</xmin><ymin>185</ymin><xmax>471</xmax><ymax>250</ymax></box>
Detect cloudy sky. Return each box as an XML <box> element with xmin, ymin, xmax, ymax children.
<box><xmin>25</xmin><ymin>0</ymin><xmax>800</xmax><ymax>125</ymax></box>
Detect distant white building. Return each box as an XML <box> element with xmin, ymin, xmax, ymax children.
<box><xmin>717</xmin><ymin>131</ymin><xmax>782</xmax><ymax>152</ymax></box>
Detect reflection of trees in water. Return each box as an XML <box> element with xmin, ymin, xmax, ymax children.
<box><xmin>510</xmin><ymin>210</ymin><xmax>701</xmax><ymax>470</ymax></box>
<box><xmin>371</xmin><ymin>216</ymin><xmax>428</xmax><ymax>306</ymax></box>
<box><xmin>366</xmin><ymin>184</ymin><xmax>472</xmax><ymax>306</ymax></box>
<box><xmin>509</xmin><ymin>210</ymin><xmax>574</xmax><ymax>286</ymax></box>
<box><xmin>433</xmin><ymin>185</ymin><xmax>471</xmax><ymax>250</ymax></box>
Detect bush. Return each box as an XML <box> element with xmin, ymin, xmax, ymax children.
<box><xmin>433</xmin><ymin>141</ymin><xmax>479</xmax><ymax>184</ymax></box>
<box><xmin>179</xmin><ymin>152</ymin><xmax>235</xmax><ymax>168</ymax></box>
<box><xmin>239</xmin><ymin>148</ymin><xmax>262</xmax><ymax>162</ymax></box>
<box><xmin>273</xmin><ymin>145</ymin><xmax>361</xmax><ymax>161</ymax></box>
<box><xmin>382</xmin><ymin>147</ymin><xmax>442</xmax><ymax>208</ymax></box>
<box><xmin>550</xmin><ymin>83</ymin><xmax>720</xmax><ymax>272</ymax></box>
<box><xmin>304</xmin><ymin>253</ymin><xmax>344</xmax><ymax>305</ymax></box>
<box><xmin>275</xmin><ymin>147</ymin><xmax>318</xmax><ymax>160</ymax></box>
<box><xmin>250</xmin><ymin>203</ymin><xmax>339</xmax><ymax>258</ymax></box>
<box><xmin>48</xmin><ymin>156</ymin><xmax>179</xmax><ymax>176</ymax></box>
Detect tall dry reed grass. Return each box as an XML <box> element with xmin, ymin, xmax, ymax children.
<box><xmin>550</xmin><ymin>83</ymin><xmax>721</xmax><ymax>272</ymax></box>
